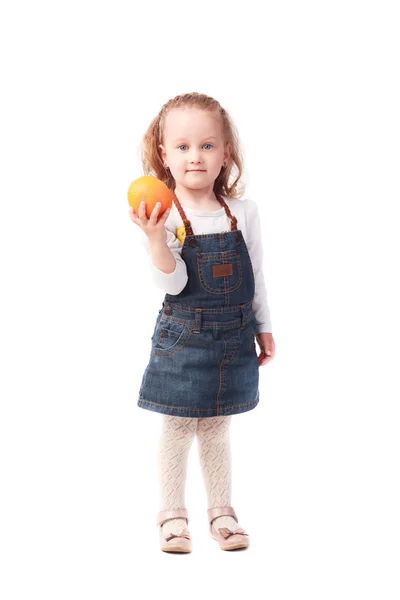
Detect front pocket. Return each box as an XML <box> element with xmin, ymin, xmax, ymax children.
<box><xmin>243</xmin><ymin>316</ymin><xmax>257</xmax><ymax>352</ymax></box>
<box><xmin>249</xmin><ymin>316</ymin><xmax>257</xmax><ymax>337</ymax></box>
<box><xmin>197</xmin><ymin>250</ymin><xmax>242</xmax><ymax>294</ymax></box>
<box><xmin>152</xmin><ymin>321</ymin><xmax>191</xmax><ymax>356</ymax></box>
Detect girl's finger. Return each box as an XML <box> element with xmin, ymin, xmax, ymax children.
<box><xmin>149</xmin><ymin>202</ymin><xmax>161</xmax><ymax>225</ymax></box>
<box><xmin>129</xmin><ymin>214</ymin><xmax>141</xmax><ymax>227</ymax></box>
<box><xmin>160</xmin><ymin>207</ymin><xmax>172</xmax><ymax>222</ymax></box>
<box><xmin>138</xmin><ymin>201</ymin><xmax>148</xmax><ymax>223</ymax></box>
<box><xmin>260</xmin><ymin>356</ymin><xmax>272</xmax><ymax>366</ymax></box>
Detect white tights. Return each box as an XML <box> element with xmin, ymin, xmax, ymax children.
<box><xmin>157</xmin><ymin>415</ymin><xmax>241</xmax><ymax>536</ymax></box>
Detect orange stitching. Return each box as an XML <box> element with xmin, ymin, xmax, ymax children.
<box><xmin>138</xmin><ymin>395</ymin><xmax>259</xmax><ymax>414</ymax></box>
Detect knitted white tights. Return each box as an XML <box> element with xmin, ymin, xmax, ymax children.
<box><xmin>157</xmin><ymin>416</ymin><xmax>197</xmax><ymax>536</ymax></box>
<box><xmin>158</xmin><ymin>415</ymin><xmax>240</xmax><ymax>537</ymax></box>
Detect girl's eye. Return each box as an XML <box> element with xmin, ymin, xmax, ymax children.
<box><xmin>177</xmin><ymin>144</ymin><xmax>213</xmax><ymax>151</ymax></box>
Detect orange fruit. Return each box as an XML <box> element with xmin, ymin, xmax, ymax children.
<box><xmin>127</xmin><ymin>175</ymin><xmax>173</xmax><ymax>219</ymax></box>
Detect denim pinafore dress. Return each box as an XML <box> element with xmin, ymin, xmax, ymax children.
<box><xmin>138</xmin><ymin>193</ymin><xmax>259</xmax><ymax>418</ymax></box>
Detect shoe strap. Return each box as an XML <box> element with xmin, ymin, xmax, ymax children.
<box><xmin>156</xmin><ymin>508</ymin><xmax>189</xmax><ymax>527</ymax></box>
<box><xmin>207</xmin><ymin>506</ymin><xmax>238</xmax><ymax>525</ymax></box>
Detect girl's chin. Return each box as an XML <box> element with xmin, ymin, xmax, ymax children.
<box><xmin>176</xmin><ymin>179</ymin><xmax>213</xmax><ymax>190</ymax></box>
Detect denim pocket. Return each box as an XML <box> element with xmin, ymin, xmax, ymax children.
<box><xmin>197</xmin><ymin>250</ymin><xmax>242</xmax><ymax>294</ymax></box>
<box><xmin>249</xmin><ymin>317</ymin><xmax>257</xmax><ymax>337</ymax></box>
<box><xmin>152</xmin><ymin>320</ymin><xmax>191</xmax><ymax>356</ymax></box>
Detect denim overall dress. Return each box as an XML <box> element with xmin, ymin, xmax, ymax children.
<box><xmin>138</xmin><ymin>193</ymin><xmax>259</xmax><ymax>418</ymax></box>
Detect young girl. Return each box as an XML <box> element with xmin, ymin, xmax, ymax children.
<box><xmin>129</xmin><ymin>92</ymin><xmax>275</xmax><ymax>553</ymax></box>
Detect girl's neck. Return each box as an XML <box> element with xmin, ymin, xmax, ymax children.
<box><xmin>174</xmin><ymin>185</ymin><xmax>221</xmax><ymax>211</ymax></box>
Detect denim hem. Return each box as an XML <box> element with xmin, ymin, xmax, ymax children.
<box><xmin>137</xmin><ymin>394</ymin><xmax>259</xmax><ymax>418</ymax></box>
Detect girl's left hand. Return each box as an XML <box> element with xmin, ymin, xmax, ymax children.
<box><xmin>255</xmin><ymin>332</ymin><xmax>275</xmax><ymax>366</ymax></box>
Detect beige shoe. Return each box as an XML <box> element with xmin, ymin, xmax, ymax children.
<box><xmin>208</xmin><ymin>507</ymin><xmax>250</xmax><ymax>551</ymax></box>
<box><xmin>157</xmin><ymin>508</ymin><xmax>192</xmax><ymax>553</ymax></box>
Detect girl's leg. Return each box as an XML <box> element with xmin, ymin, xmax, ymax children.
<box><xmin>196</xmin><ymin>416</ymin><xmax>241</xmax><ymax>532</ymax></box>
<box><xmin>158</xmin><ymin>415</ymin><xmax>197</xmax><ymax>536</ymax></box>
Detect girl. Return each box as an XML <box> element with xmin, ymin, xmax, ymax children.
<box><xmin>129</xmin><ymin>92</ymin><xmax>275</xmax><ymax>553</ymax></box>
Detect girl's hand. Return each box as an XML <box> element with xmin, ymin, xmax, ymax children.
<box><xmin>128</xmin><ymin>201</ymin><xmax>171</xmax><ymax>244</ymax></box>
<box><xmin>255</xmin><ymin>332</ymin><xmax>275</xmax><ymax>366</ymax></box>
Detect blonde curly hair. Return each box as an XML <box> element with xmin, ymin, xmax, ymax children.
<box><xmin>140</xmin><ymin>92</ymin><xmax>245</xmax><ymax>199</ymax></box>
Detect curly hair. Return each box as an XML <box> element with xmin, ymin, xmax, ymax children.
<box><xmin>140</xmin><ymin>92</ymin><xmax>245</xmax><ymax>199</ymax></box>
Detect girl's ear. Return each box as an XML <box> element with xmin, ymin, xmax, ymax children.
<box><xmin>159</xmin><ymin>144</ymin><xmax>166</xmax><ymax>161</ymax></box>
<box><xmin>224</xmin><ymin>142</ymin><xmax>232</xmax><ymax>163</ymax></box>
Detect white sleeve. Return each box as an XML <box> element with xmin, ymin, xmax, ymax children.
<box><xmin>140</xmin><ymin>219</ymin><xmax>188</xmax><ymax>296</ymax></box>
<box><xmin>244</xmin><ymin>199</ymin><xmax>273</xmax><ymax>334</ymax></box>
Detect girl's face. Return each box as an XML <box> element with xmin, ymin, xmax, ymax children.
<box><xmin>159</xmin><ymin>107</ymin><xmax>230</xmax><ymax>194</ymax></box>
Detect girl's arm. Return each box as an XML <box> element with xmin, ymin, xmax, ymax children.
<box><xmin>148</xmin><ymin>238</ymin><xmax>176</xmax><ymax>274</ymax></box>
<box><xmin>244</xmin><ymin>199</ymin><xmax>273</xmax><ymax>334</ymax></box>
<box><xmin>140</xmin><ymin>220</ymin><xmax>188</xmax><ymax>296</ymax></box>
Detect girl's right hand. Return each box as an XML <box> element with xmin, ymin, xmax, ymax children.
<box><xmin>128</xmin><ymin>201</ymin><xmax>171</xmax><ymax>244</ymax></box>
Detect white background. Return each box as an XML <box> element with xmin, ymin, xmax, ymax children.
<box><xmin>1</xmin><ymin>0</ymin><xmax>399</xmax><ymax>598</ymax></box>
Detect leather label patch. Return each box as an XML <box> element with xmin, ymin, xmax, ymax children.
<box><xmin>213</xmin><ymin>263</ymin><xmax>233</xmax><ymax>278</ymax></box>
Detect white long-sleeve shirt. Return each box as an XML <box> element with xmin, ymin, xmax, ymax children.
<box><xmin>140</xmin><ymin>196</ymin><xmax>272</xmax><ymax>334</ymax></box>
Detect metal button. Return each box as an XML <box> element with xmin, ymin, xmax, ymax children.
<box><xmin>189</xmin><ymin>238</ymin><xmax>198</xmax><ymax>247</ymax></box>
<box><xmin>164</xmin><ymin>305</ymin><xmax>173</xmax><ymax>315</ymax></box>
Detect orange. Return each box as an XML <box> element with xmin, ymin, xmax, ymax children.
<box><xmin>127</xmin><ymin>176</ymin><xmax>173</xmax><ymax>219</ymax></box>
